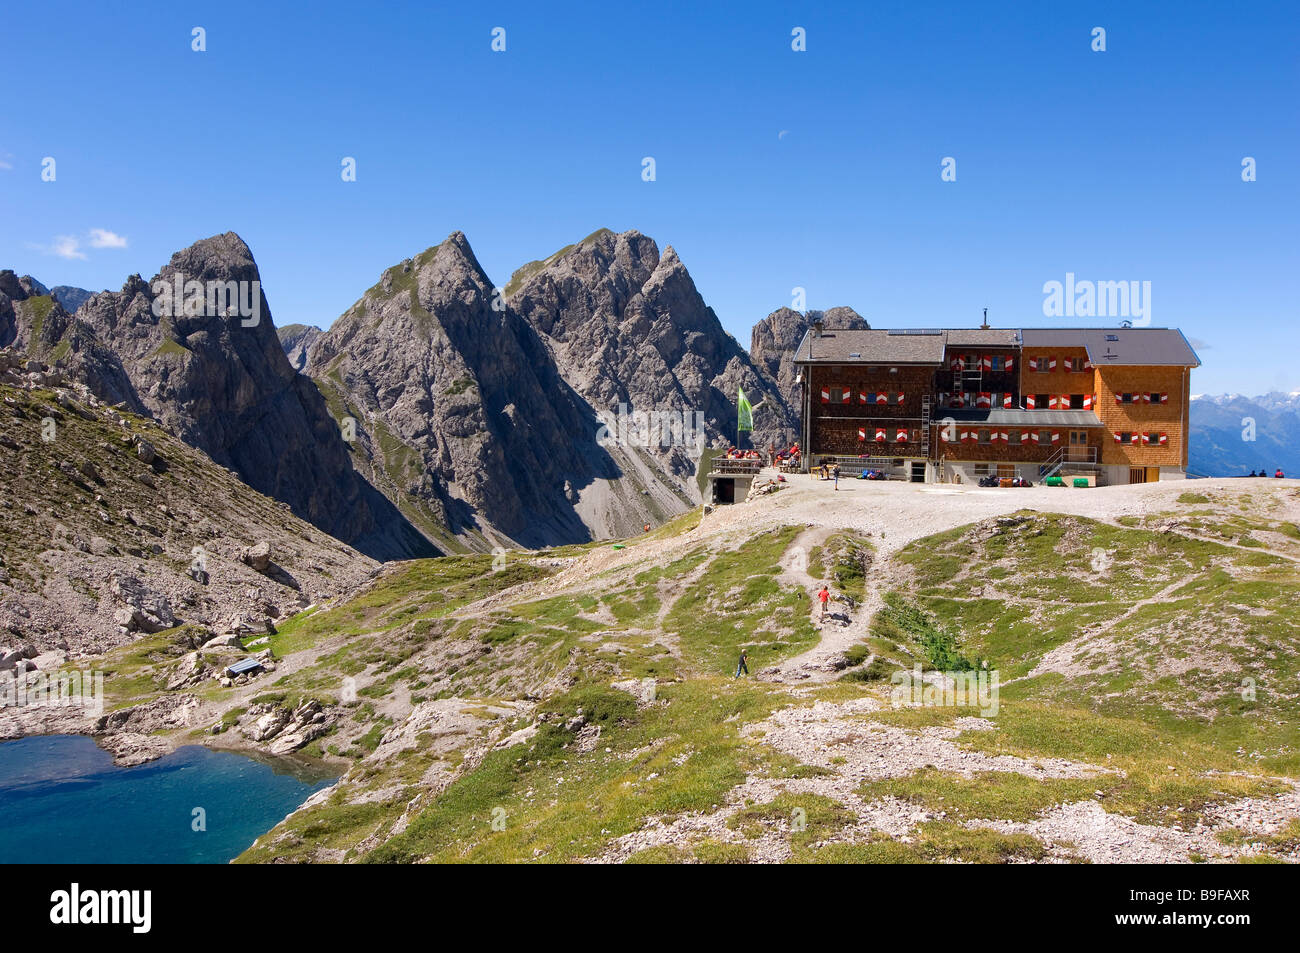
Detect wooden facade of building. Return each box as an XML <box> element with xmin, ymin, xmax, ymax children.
<box><xmin>793</xmin><ymin>326</ymin><xmax>1199</xmax><ymax>485</ymax></box>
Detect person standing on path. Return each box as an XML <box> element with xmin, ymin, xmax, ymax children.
<box><xmin>833</xmin><ymin>464</ymin><xmax>840</xmax><ymax>490</ymax></box>
<box><xmin>735</xmin><ymin>649</ymin><xmax>749</xmax><ymax>678</ymax></box>
<box><xmin>817</xmin><ymin>584</ymin><xmax>831</xmax><ymax>620</ymax></box>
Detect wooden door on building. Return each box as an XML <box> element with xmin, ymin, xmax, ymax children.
<box><xmin>1128</xmin><ymin>467</ymin><xmax>1146</xmax><ymax>484</ymax></box>
<box><xmin>1067</xmin><ymin>430</ymin><xmax>1089</xmax><ymax>462</ymax></box>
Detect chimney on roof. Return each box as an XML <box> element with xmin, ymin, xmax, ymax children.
<box><xmin>981</xmin><ymin>308</ymin><xmax>990</xmax><ymax>330</ymax></box>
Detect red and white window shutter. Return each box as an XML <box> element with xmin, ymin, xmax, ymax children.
<box><xmin>876</xmin><ymin>391</ymin><xmax>888</xmax><ymax>405</ymax></box>
<box><xmin>820</xmin><ymin>387</ymin><xmax>829</xmax><ymax>403</ymax></box>
<box><xmin>1003</xmin><ymin>393</ymin><xmax>1013</xmax><ymax>408</ymax></box>
<box><xmin>1051</xmin><ymin>431</ymin><xmax>1060</xmax><ymax>444</ymax></box>
<box><xmin>1026</xmin><ymin>394</ymin><xmax>1037</xmax><ymax>409</ymax></box>
<box><xmin>896</xmin><ymin>428</ymin><xmax>909</xmax><ymax>442</ymax></box>
<box><xmin>857</xmin><ymin>427</ymin><xmax>866</xmax><ymax>442</ymax></box>
<box><xmin>976</xmin><ymin>392</ymin><xmax>992</xmax><ymax>408</ymax></box>
<box><xmin>1159</xmin><ymin>432</ymin><xmax>1168</xmax><ymax>445</ymax></box>
<box><xmin>875</xmin><ymin>428</ymin><xmax>886</xmax><ymax>442</ymax></box>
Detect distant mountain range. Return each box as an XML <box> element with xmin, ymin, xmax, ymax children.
<box><xmin>1190</xmin><ymin>392</ymin><xmax>1300</xmax><ymax>477</ymax></box>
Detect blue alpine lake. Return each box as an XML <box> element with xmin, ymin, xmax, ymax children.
<box><xmin>0</xmin><ymin>734</ymin><xmax>338</xmax><ymax>863</ymax></box>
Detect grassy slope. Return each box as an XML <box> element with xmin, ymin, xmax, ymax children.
<box><xmin>200</xmin><ymin>488</ymin><xmax>1300</xmax><ymax>862</ymax></box>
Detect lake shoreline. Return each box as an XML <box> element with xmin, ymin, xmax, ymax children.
<box><xmin>0</xmin><ymin>734</ymin><xmax>340</xmax><ymax>864</ymax></box>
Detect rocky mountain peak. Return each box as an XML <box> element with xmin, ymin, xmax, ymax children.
<box><xmin>31</xmin><ymin>233</ymin><xmax>433</xmax><ymax>560</ymax></box>
<box><xmin>508</xmin><ymin>228</ymin><xmax>797</xmax><ymax>455</ymax></box>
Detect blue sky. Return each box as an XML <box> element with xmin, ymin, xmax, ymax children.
<box><xmin>2</xmin><ymin>0</ymin><xmax>1296</xmax><ymax>394</ymax></box>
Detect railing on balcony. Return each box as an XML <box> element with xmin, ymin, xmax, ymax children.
<box><xmin>710</xmin><ymin>458</ymin><xmax>764</xmax><ymax>476</ymax></box>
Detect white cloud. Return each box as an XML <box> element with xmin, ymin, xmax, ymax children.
<box><xmin>88</xmin><ymin>228</ymin><xmax>128</xmax><ymax>249</ymax></box>
<box><xmin>50</xmin><ymin>236</ymin><xmax>87</xmax><ymax>260</ymax></box>
<box><xmin>28</xmin><ymin>228</ymin><xmax>127</xmax><ymax>260</ymax></box>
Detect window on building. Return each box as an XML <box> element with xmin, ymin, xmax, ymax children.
<box><xmin>1121</xmin><ymin>393</ymin><xmax>1136</xmax><ymax>404</ymax></box>
<box><xmin>830</xmin><ymin>386</ymin><xmax>847</xmax><ymax>404</ymax></box>
<box><xmin>978</xmin><ymin>429</ymin><xmax>991</xmax><ymax>445</ymax></box>
<box><xmin>1069</xmin><ymin>394</ymin><xmax>1085</xmax><ymax>410</ymax></box>
<box><xmin>1009</xmin><ymin>429</ymin><xmax>1021</xmax><ymax>445</ymax></box>
<box><xmin>1120</xmin><ymin>432</ymin><xmax>1134</xmax><ymax>444</ymax></box>
<box><xmin>991</xmin><ymin>355</ymin><xmax>1005</xmax><ymax>371</ymax></box>
<box><xmin>975</xmin><ymin>463</ymin><xmax>991</xmax><ymax>476</ymax></box>
<box><xmin>1035</xmin><ymin>393</ymin><xmax>1049</xmax><ymax>408</ymax></box>
<box><xmin>1038</xmin><ymin>429</ymin><xmax>1052</xmax><ymax>445</ymax></box>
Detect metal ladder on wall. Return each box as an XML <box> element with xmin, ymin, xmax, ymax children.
<box><xmin>921</xmin><ymin>395</ymin><xmax>931</xmax><ymax>443</ymax></box>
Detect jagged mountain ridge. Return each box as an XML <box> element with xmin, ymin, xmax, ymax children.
<box><xmin>1</xmin><ymin>237</ymin><xmax>433</xmax><ymax>561</ymax></box>
<box><xmin>302</xmin><ymin>232</ymin><xmax>694</xmax><ymax>550</ymax></box>
<box><xmin>507</xmin><ymin>228</ymin><xmax>798</xmax><ymax>456</ymax></box>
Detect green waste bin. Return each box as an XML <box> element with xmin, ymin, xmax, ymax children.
<box><xmin>1046</xmin><ymin>476</ymin><xmax>1065</xmax><ymax>487</ymax></box>
<box><xmin>1073</xmin><ymin>477</ymin><xmax>1089</xmax><ymax>488</ymax></box>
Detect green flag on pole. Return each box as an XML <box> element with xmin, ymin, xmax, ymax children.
<box><xmin>737</xmin><ymin>386</ymin><xmax>753</xmax><ymax>433</ymax></box>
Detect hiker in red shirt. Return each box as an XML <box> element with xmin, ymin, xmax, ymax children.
<box><xmin>817</xmin><ymin>584</ymin><xmax>830</xmax><ymax>620</ymax></box>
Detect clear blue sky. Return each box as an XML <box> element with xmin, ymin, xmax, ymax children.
<box><xmin>2</xmin><ymin>0</ymin><xmax>1296</xmax><ymax>395</ymax></box>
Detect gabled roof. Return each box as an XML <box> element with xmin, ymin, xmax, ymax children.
<box><xmin>944</xmin><ymin>329</ymin><xmax>1021</xmax><ymax>348</ymax></box>
<box><xmin>792</xmin><ymin>328</ymin><xmax>946</xmax><ymax>364</ymax></box>
<box><xmin>1020</xmin><ymin>328</ymin><xmax>1200</xmax><ymax>367</ymax></box>
<box><xmin>792</xmin><ymin>326</ymin><xmax>1200</xmax><ymax>367</ymax></box>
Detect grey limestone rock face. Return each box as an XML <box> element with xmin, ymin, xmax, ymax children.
<box><xmin>305</xmin><ymin>232</ymin><xmax>623</xmax><ymax>547</ymax></box>
<box><xmin>62</xmin><ymin>235</ymin><xmax>431</xmax><ymax>560</ymax></box>
<box><xmin>507</xmin><ymin>228</ymin><xmax>797</xmax><ymax>458</ymax></box>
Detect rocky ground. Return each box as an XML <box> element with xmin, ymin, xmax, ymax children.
<box><xmin>0</xmin><ymin>362</ymin><xmax>376</xmax><ymax>659</ymax></box>
<box><xmin>5</xmin><ymin>470</ymin><xmax>1298</xmax><ymax>863</ymax></box>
